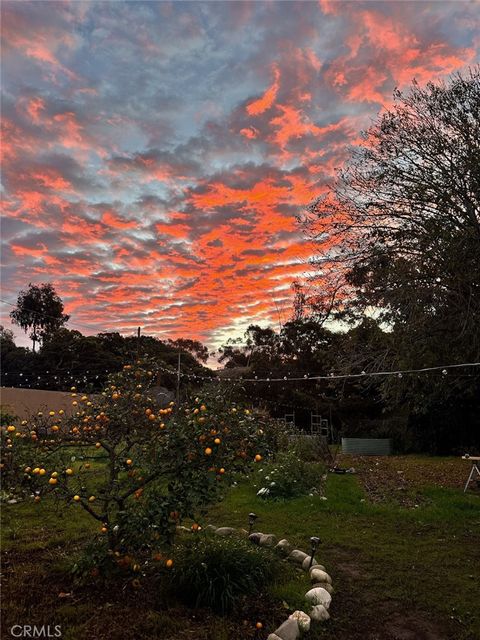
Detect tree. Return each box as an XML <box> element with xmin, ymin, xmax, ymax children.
<box><xmin>10</xmin><ymin>283</ymin><xmax>70</xmax><ymax>352</ymax></box>
<box><xmin>1</xmin><ymin>362</ymin><xmax>277</xmax><ymax>578</ymax></box>
<box><xmin>301</xmin><ymin>68</ymin><xmax>480</xmax><ymax>451</ymax></box>
<box><xmin>168</xmin><ymin>338</ymin><xmax>210</xmax><ymax>363</ymax></box>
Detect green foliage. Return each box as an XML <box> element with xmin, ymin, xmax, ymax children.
<box><xmin>0</xmin><ymin>406</ymin><xmax>17</xmax><ymax>427</ymax></box>
<box><xmin>255</xmin><ymin>451</ymin><xmax>325</xmax><ymax>500</ymax></box>
<box><xmin>169</xmin><ymin>533</ymin><xmax>279</xmax><ymax>613</ymax></box>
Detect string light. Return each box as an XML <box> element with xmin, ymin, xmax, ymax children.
<box><xmin>153</xmin><ymin>361</ymin><xmax>480</xmax><ymax>383</ymax></box>
<box><xmin>1</xmin><ymin>360</ymin><xmax>479</xmax><ymax>391</ymax></box>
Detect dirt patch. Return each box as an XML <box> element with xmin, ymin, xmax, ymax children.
<box><xmin>323</xmin><ymin>561</ymin><xmax>457</xmax><ymax>640</ymax></box>
<box><xmin>336</xmin><ymin>454</ymin><xmax>472</xmax><ymax>506</ymax></box>
<box><xmin>385</xmin><ymin>610</ymin><xmax>448</xmax><ymax>640</ymax></box>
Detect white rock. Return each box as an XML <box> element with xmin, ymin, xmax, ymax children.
<box><xmin>309</xmin><ymin>568</ymin><xmax>332</xmax><ymax>584</ymax></box>
<box><xmin>248</xmin><ymin>532</ymin><xmax>263</xmax><ymax>544</ymax></box>
<box><xmin>272</xmin><ymin>618</ymin><xmax>301</xmax><ymax>640</ymax></box>
<box><xmin>204</xmin><ymin>525</ymin><xmax>217</xmax><ymax>532</ymax></box>
<box><xmin>301</xmin><ymin>556</ymin><xmax>322</xmax><ymax>571</ymax></box>
<box><xmin>214</xmin><ymin>527</ymin><xmax>236</xmax><ymax>536</ymax></box>
<box><xmin>310</xmin><ymin>604</ymin><xmax>330</xmax><ymax>622</ymax></box>
<box><xmin>267</xmin><ymin>635</ymin><xmax>283</xmax><ymax>640</ymax></box>
<box><xmin>288</xmin><ymin>549</ymin><xmax>308</xmax><ymax>564</ymax></box>
<box><xmin>288</xmin><ymin>610</ymin><xmax>311</xmax><ymax>632</ymax></box>
<box><xmin>259</xmin><ymin>533</ymin><xmax>277</xmax><ymax>547</ymax></box>
<box><xmin>275</xmin><ymin>539</ymin><xmax>292</xmax><ymax>556</ymax></box>
<box><xmin>305</xmin><ymin>587</ymin><xmax>332</xmax><ymax>609</ymax></box>
<box><xmin>311</xmin><ymin>582</ymin><xmax>334</xmax><ymax>594</ymax></box>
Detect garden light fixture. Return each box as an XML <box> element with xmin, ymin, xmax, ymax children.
<box><xmin>309</xmin><ymin>536</ymin><xmax>321</xmax><ymax>569</ymax></box>
<box><xmin>248</xmin><ymin>512</ymin><xmax>258</xmax><ymax>533</ymax></box>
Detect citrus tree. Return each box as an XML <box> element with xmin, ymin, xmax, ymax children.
<box><xmin>1</xmin><ymin>362</ymin><xmax>278</xmax><ymax>572</ymax></box>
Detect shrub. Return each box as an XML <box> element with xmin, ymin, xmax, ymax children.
<box><xmin>255</xmin><ymin>451</ymin><xmax>325</xmax><ymax>500</ymax></box>
<box><xmin>0</xmin><ymin>406</ymin><xmax>18</xmax><ymax>427</ymax></box>
<box><xmin>169</xmin><ymin>533</ymin><xmax>279</xmax><ymax>613</ymax></box>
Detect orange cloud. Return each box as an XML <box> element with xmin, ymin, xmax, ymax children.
<box><xmin>102</xmin><ymin>211</ymin><xmax>138</xmax><ymax>229</ymax></box>
<box><xmin>240</xmin><ymin>126</ymin><xmax>259</xmax><ymax>139</ymax></box>
<box><xmin>246</xmin><ymin>65</ymin><xmax>281</xmax><ymax>116</ymax></box>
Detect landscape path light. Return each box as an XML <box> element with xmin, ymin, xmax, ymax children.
<box><xmin>309</xmin><ymin>536</ymin><xmax>321</xmax><ymax>569</ymax></box>
<box><xmin>248</xmin><ymin>512</ymin><xmax>258</xmax><ymax>534</ymax></box>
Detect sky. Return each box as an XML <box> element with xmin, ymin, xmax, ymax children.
<box><xmin>1</xmin><ymin>0</ymin><xmax>479</xmax><ymax>349</ymax></box>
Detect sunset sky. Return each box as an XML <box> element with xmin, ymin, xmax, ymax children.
<box><xmin>1</xmin><ymin>0</ymin><xmax>479</xmax><ymax>349</ymax></box>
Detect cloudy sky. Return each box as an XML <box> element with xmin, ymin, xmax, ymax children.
<box><xmin>1</xmin><ymin>0</ymin><xmax>479</xmax><ymax>348</ymax></box>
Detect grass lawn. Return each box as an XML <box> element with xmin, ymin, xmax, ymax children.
<box><xmin>1</xmin><ymin>454</ymin><xmax>479</xmax><ymax>640</ymax></box>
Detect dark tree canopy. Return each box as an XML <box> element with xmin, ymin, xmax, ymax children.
<box><xmin>300</xmin><ymin>68</ymin><xmax>480</xmax><ymax>452</ymax></box>
<box><xmin>168</xmin><ymin>338</ymin><xmax>210</xmax><ymax>363</ymax></box>
<box><xmin>9</xmin><ymin>283</ymin><xmax>70</xmax><ymax>351</ymax></box>
<box><xmin>302</xmin><ymin>68</ymin><xmax>480</xmax><ymax>335</ymax></box>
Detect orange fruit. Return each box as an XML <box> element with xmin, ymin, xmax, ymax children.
<box><xmin>204</xmin><ymin>447</ymin><xmax>212</xmax><ymax>456</ymax></box>
<box><xmin>65</xmin><ymin>468</ymin><xmax>74</xmax><ymax>476</ymax></box>
<box><xmin>165</xmin><ymin>559</ymin><xmax>173</xmax><ymax>568</ymax></box>
<box><xmin>49</xmin><ymin>478</ymin><xmax>57</xmax><ymax>485</ymax></box>
<box><xmin>254</xmin><ymin>454</ymin><xmax>262</xmax><ymax>462</ymax></box>
<box><xmin>214</xmin><ymin>438</ymin><xmax>221</xmax><ymax>445</ymax></box>
<box><xmin>73</xmin><ymin>495</ymin><xmax>81</xmax><ymax>502</ymax></box>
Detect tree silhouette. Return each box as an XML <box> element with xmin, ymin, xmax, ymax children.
<box><xmin>10</xmin><ymin>283</ymin><xmax>69</xmax><ymax>352</ymax></box>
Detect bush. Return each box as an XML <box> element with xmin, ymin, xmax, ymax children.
<box><xmin>255</xmin><ymin>451</ymin><xmax>325</xmax><ymax>500</ymax></box>
<box><xmin>0</xmin><ymin>406</ymin><xmax>18</xmax><ymax>427</ymax></box>
<box><xmin>169</xmin><ymin>533</ymin><xmax>279</xmax><ymax>613</ymax></box>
